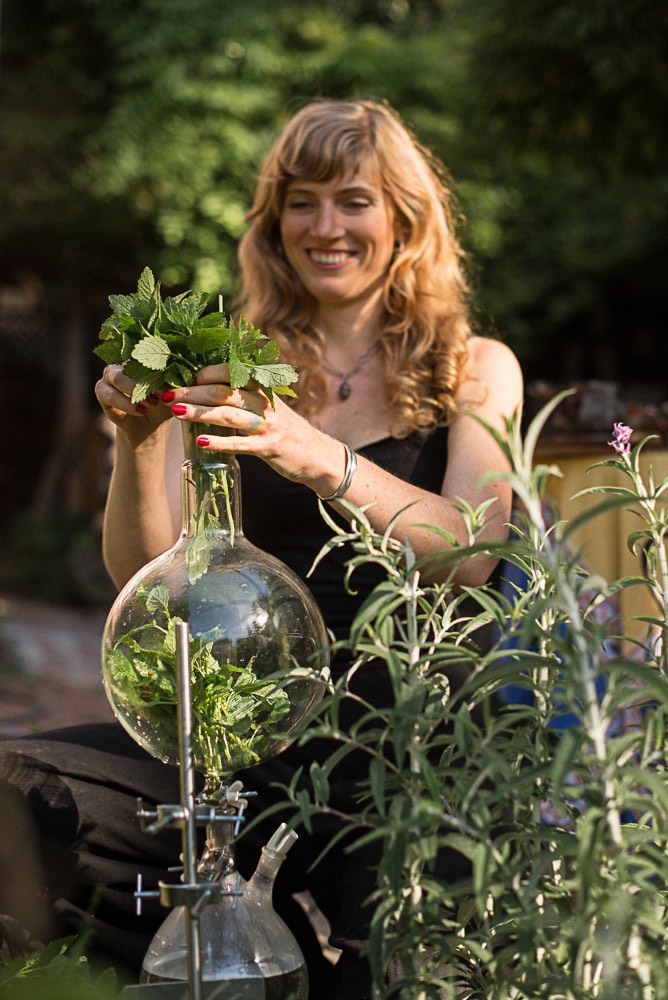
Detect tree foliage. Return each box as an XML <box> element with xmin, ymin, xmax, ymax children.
<box><xmin>463</xmin><ymin>0</ymin><xmax>668</xmax><ymax>178</ymax></box>
<box><xmin>2</xmin><ymin>0</ymin><xmax>666</xmax><ymax>352</ymax></box>
<box><xmin>1</xmin><ymin>0</ymin><xmax>667</xmax><ymax>565</ymax></box>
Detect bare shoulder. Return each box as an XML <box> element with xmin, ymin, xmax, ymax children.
<box><xmin>466</xmin><ymin>335</ymin><xmax>522</xmax><ymax>379</ymax></box>
<box><xmin>456</xmin><ymin>335</ymin><xmax>523</xmax><ymax>410</ymax></box>
<box><xmin>446</xmin><ymin>337</ymin><xmax>523</xmax><ymax>489</ymax></box>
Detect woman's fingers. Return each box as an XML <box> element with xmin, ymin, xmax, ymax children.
<box><xmin>167</xmin><ymin>400</ymin><xmax>267</xmax><ymax>437</ymax></box>
<box><xmin>95</xmin><ymin>366</ymin><xmax>134</xmax><ymax>416</ymax></box>
<box><xmin>193</xmin><ymin>363</ymin><xmax>231</xmax><ymax>385</ymax></box>
<box><xmin>161</xmin><ymin>382</ymin><xmax>268</xmax><ymax>419</ymax></box>
<box><xmin>103</xmin><ymin>363</ymin><xmax>136</xmax><ymax>397</ymax></box>
<box><xmin>161</xmin><ymin>373</ymin><xmax>272</xmax><ymax>441</ymax></box>
<box><xmin>97</xmin><ymin>360</ymin><xmax>270</xmax><ymax>438</ymax></box>
<box><xmin>95</xmin><ymin>364</ymin><xmax>168</xmax><ymax>426</ymax></box>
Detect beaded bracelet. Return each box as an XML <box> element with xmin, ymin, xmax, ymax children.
<box><xmin>320</xmin><ymin>443</ymin><xmax>358</xmax><ymax>502</ymax></box>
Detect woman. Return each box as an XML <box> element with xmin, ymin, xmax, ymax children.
<box><xmin>1</xmin><ymin>99</ymin><xmax>522</xmax><ymax>997</ymax></box>
<box><xmin>101</xmin><ymin>100</ymin><xmax>520</xmax><ymax>596</ymax></box>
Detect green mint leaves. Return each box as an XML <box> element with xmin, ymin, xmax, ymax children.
<box><xmin>131</xmin><ymin>333</ymin><xmax>172</xmax><ymax>371</ymax></box>
<box><xmin>108</xmin><ymin>584</ymin><xmax>291</xmax><ymax>780</ymax></box>
<box><xmin>95</xmin><ymin>266</ymin><xmax>298</xmax><ymax>404</ymax></box>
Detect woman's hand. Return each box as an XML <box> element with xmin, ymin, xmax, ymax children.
<box><xmin>95</xmin><ymin>364</ymin><xmax>172</xmax><ymax>442</ymax></box>
<box><xmin>160</xmin><ymin>364</ymin><xmax>348</xmax><ymax>496</ymax></box>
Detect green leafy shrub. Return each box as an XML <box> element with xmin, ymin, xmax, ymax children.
<box><xmin>273</xmin><ymin>395</ymin><xmax>668</xmax><ymax>998</ymax></box>
<box><xmin>0</xmin><ymin>937</ymin><xmax>120</xmax><ymax>1000</ymax></box>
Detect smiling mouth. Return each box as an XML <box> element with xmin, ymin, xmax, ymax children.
<box><xmin>308</xmin><ymin>250</ymin><xmax>355</xmax><ymax>265</ymax></box>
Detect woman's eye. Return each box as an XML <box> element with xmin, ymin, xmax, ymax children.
<box><xmin>345</xmin><ymin>199</ymin><xmax>371</xmax><ymax>210</ymax></box>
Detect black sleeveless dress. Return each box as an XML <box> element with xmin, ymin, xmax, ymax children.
<box><xmin>0</xmin><ymin>430</ymin><xmax>465</xmax><ymax>998</ymax></box>
<box><xmin>239</xmin><ymin>428</ymin><xmax>449</xmax><ymax>642</ymax></box>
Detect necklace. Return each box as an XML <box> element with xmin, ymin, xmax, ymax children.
<box><xmin>322</xmin><ymin>341</ymin><xmax>381</xmax><ymax>401</ymax></box>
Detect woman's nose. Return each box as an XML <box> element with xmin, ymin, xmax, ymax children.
<box><xmin>310</xmin><ymin>203</ymin><xmax>344</xmax><ymax>238</ymax></box>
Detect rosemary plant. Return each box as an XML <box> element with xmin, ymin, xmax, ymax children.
<box><xmin>271</xmin><ymin>395</ymin><xmax>668</xmax><ymax>999</ymax></box>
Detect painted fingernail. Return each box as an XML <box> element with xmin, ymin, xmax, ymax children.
<box><xmin>171</xmin><ymin>404</ymin><xmax>188</xmax><ymax>415</ymax></box>
<box><xmin>161</xmin><ymin>390</ymin><xmax>175</xmax><ymax>403</ymax></box>
<box><xmin>146</xmin><ymin>393</ymin><xmax>160</xmax><ymax>406</ymax></box>
<box><xmin>196</xmin><ymin>436</ymin><xmax>210</xmax><ymax>448</ymax></box>
<box><xmin>135</xmin><ymin>404</ymin><xmax>147</xmax><ymax>415</ymax></box>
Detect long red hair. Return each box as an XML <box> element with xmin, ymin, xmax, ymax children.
<box><xmin>236</xmin><ymin>99</ymin><xmax>473</xmax><ymax>435</ymax></box>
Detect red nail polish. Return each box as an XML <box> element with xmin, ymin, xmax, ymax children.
<box><xmin>196</xmin><ymin>436</ymin><xmax>210</xmax><ymax>448</ymax></box>
<box><xmin>161</xmin><ymin>390</ymin><xmax>175</xmax><ymax>403</ymax></box>
<box><xmin>171</xmin><ymin>403</ymin><xmax>187</xmax><ymax>415</ymax></box>
<box><xmin>135</xmin><ymin>404</ymin><xmax>147</xmax><ymax>415</ymax></box>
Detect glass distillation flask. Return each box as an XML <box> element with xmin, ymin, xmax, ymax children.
<box><xmin>102</xmin><ymin>422</ymin><xmax>329</xmax><ymax>790</ymax></box>
<box><xmin>140</xmin><ymin>796</ymin><xmax>309</xmax><ymax>998</ymax></box>
<box><xmin>102</xmin><ymin>423</ymin><xmax>330</xmax><ymax>998</ymax></box>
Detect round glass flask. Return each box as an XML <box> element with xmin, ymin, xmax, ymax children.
<box><xmin>101</xmin><ymin>422</ymin><xmax>329</xmax><ymax>790</ymax></box>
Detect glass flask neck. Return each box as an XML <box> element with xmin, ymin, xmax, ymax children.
<box><xmin>196</xmin><ymin>795</ymin><xmax>240</xmax><ymax>883</ymax></box>
<box><xmin>180</xmin><ymin>421</ymin><xmax>241</xmax><ymax>540</ymax></box>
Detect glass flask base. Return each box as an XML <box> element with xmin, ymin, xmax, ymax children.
<box><xmin>130</xmin><ymin>964</ymin><xmax>307</xmax><ymax>999</ymax></box>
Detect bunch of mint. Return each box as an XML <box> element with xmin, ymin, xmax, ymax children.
<box><xmin>95</xmin><ymin>266</ymin><xmax>298</xmax><ymax>404</ymax></box>
<box><xmin>106</xmin><ymin>584</ymin><xmax>292</xmax><ymax>781</ymax></box>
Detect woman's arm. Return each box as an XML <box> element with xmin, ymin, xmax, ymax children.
<box><xmin>95</xmin><ymin>364</ymin><xmax>182</xmax><ymax>589</ymax></box>
<box><xmin>349</xmin><ymin>337</ymin><xmax>522</xmax><ymax>585</ymax></box>
<box><xmin>160</xmin><ymin>337</ymin><xmax>522</xmax><ymax>587</ymax></box>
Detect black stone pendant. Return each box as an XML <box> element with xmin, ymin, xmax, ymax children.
<box><xmin>339</xmin><ymin>380</ymin><xmax>351</xmax><ymax>401</ymax></box>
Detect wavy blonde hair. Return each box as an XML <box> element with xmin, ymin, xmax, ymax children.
<box><xmin>236</xmin><ymin>98</ymin><xmax>473</xmax><ymax>436</ymax></box>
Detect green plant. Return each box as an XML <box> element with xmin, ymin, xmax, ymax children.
<box><xmin>0</xmin><ymin>937</ymin><xmax>120</xmax><ymax>1000</ymax></box>
<box><xmin>105</xmin><ymin>583</ymin><xmax>291</xmax><ymax>782</ymax></box>
<box><xmin>269</xmin><ymin>395</ymin><xmax>668</xmax><ymax>998</ymax></box>
<box><xmin>95</xmin><ymin>266</ymin><xmax>299</xmax><ymax>563</ymax></box>
<box><xmin>94</xmin><ymin>266</ymin><xmax>298</xmax><ymax>405</ymax></box>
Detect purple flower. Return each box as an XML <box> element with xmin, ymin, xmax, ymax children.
<box><xmin>609</xmin><ymin>421</ymin><xmax>633</xmax><ymax>457</ymax></box>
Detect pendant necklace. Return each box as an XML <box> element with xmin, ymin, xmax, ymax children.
<box><xmin>322</xmin><ymin>341</ymin><xmax>381</xmax><ymax>401</ymax></box>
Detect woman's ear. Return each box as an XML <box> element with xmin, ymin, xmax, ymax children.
<box><xmin>391</xmin><ymin>235</ymin><xmax>406</xmax><ymax>263</ymax></box>
<box><xmin>393</xmin><ymin>216</ymin><xmax>409</xmax><ymax>249</ymax></box>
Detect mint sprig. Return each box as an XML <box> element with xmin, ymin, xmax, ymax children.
<box><xmin>95</xmin><ymin>266</ymin><xmax>298</xmax><ymax>404</ymax></box>
<box><xmin>107</xmin><ymin>584</ymin><xmax>292</xmax><ymax>780</ymax></box>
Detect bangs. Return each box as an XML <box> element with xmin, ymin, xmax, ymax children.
<box><xmin>277</xmin><ymin>113</ymin><xmax>377</xmax><ymax>186</ymax></box>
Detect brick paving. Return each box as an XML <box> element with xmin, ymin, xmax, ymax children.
<box><xmin>0</xmin><ymin>595</ymin><xmax>115</xmax><ymax>737</ymax></box>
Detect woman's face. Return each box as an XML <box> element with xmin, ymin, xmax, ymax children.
<box><xmin>279</xmin><ymin>159</ymin><xmax>398</xmax><ymax>313</ymax></box>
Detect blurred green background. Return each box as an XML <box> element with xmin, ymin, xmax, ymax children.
<box><xmin>1</xmin><ymin>0</ymin><xmax>667</xmax><ymax>605</ymax></box>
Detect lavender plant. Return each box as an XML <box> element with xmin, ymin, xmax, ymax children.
<box><xmin>274</xmin><ymin>396</ymin><xmax>668</xmax><ymax>999</ymax></box>
<box><xmin>584</xmin><ymin>420</ymin><xmax>668</xmax><ymax>675</ymax></box>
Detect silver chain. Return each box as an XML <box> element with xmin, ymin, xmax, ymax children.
<box><xmin>322</xmin><ymin>342</ymin><xmax>381</xmax><ymax>400</ymax></box>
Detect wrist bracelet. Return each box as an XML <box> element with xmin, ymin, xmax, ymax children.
<box><xmin>320</xmin><ymin>443</ymin><xmax>358</xmax><ymax>502</ymax></box>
